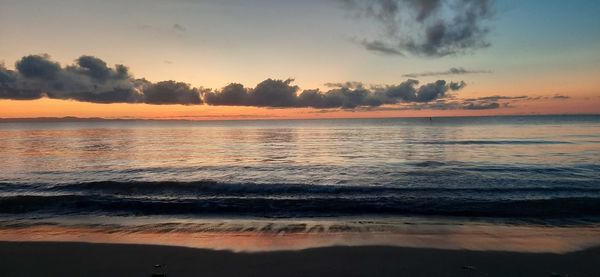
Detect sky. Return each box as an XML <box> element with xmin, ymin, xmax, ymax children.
<box><xmin>0</xmin><ymin>0</ymin><xmax>599</xmax><ymax>119</ymax></box>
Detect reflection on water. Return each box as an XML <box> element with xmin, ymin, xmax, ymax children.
<box><xmin>1</xmin><ymin>116</ymin><xmax>599</xmax><ymax>186</ymax></box>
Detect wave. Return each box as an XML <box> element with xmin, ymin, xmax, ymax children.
<box><xmin>1</xmin><ymin>181</ymin><xmax>599</xmax><ymax>219</ymax></box>
<box><xmin>2</xmin><ymin>180</ymin><xmax>600</xmax><ymax>196</ymax></box>
<box><xmin>1</xmin><ymin>194</ymin><xmax>599</xmax><ymax>218</ymax></box>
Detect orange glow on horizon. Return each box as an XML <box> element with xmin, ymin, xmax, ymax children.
<box><xmin>0</xmin><ymin>97</ymin><xmax>599</xmax><ymax>120</ymax></box>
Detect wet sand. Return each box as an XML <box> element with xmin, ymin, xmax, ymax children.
<box><xmin>1</xmin><ymin>241</ymin><xmax>598</xmax><ymax>277</ymax></box>
<box><xmin>2</xmin><ymin>220</ymin><xmax>600</xmax><ymax>253</ymax></box>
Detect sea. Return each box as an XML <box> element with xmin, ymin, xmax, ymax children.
<box><xmin>1</xmin><ymin>115</ymin><xmax>599</xmax><ymax>252</ymax></box>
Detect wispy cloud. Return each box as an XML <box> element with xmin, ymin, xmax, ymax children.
<box><xmin>553</xmin><ymin>94</ymin><xmax>571</xmax><ymax>100</ymax></box>
<box><xmin>463</xmin><ymin>95</ymin><xmax>527</xmax><ymax>101</ymax></box>
<box><xmin>173</xmin><ymin>23</ymin><xmax>186</xmax><ymax>32</ymax></box>
<box><xmin>138</xmin><ymin>23</ymin><xmax>187</xmax><ymax>36</ymax></box>
<box><xmin>403</xmin><ymin>67</ymin><xmax>492</xmax><ymax>78</ymax></box>
<box><xmin>360</xmin><ymin>40</ymin><xmax>404</xmax><ymax>56</ymax></box>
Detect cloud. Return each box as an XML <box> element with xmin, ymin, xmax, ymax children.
<box><xmin>203</xmin><ymin>79</ymin><xmax>466</xmax><ymax>109</ymax></box>
<box><xmin>453</xmin><ymin>95</ymin><xmax>527</xmax><ymax>110</ymax></box>
<box><xmin>203</xmin><ymin>83</ymin><xmax>249</xmax><ymax>106</ymax></box>
<box><xmin>403</xmin><ymin>67</ymin><xmax>491</xmax><ymax>77</ymax></box>
<box><xmin>351</xmin><ymin>98</ymin><xmax>504</xmax><ymax>112</ymax></box>
<box><xmin>0</xmin><ymin>54</ymin><xmax>200</xmax><ymax>105</ymax></box>
<box><xmin>524</xmin><ymin>95</ymin><xmax>572</xmax><ymax>101</ymax></box>
<box><xmin>15</xmin><ymin>54</ymin><xmax>61</xmax><ymax>79</ymax></box>
<box><xmin>341</xmin><ymin>0</ymin><xmax>494</xmax><ymax>56</ymax></box>
<box><xmin>203</xmin><ymin>79</ymin><xmax>300</xmax><ymax>107</ymax></box>
<box><xmin>463</xmin><ymin>95</ymin><xmax>527</xmax><ymax>101</ymax></box>
<box><xmin>323</xmin><ymin>81</ymin><xmax>365</xmax><ymax>89</ymax></box>
<box><xmin>461</xmin><ymin>101</ymin><xmax>499</xmax><ymax>110</ymax></box>
<box><xmin>2</xmin><ymin>54</ymin><xmax>144</xmax><ymax>103</ymax></box>
<box><xmin>249</xmin><ymin>78</ymin><xmax>299</xmax><ymax>107</ymax></box>
<box><xmin>360</xmin><ymin>40</ymin><xmax>404</xmax><ymax>55</ymax></box>
<box><xmin>143</xmin><ymin>81</ymin><xmax>203</xmax><ymax>105</ymax></box>
<box><xmin>139</xmin><ymin>23</ymin><xmax>187</xmax><ymax>36</ymax></box>
<box><xmin>372</xmin><ymin>94</ymin><xmax>528</xmax><ymax>111</ymax></box>
<box><xmin>297</xmin><ymin>87</ymin><xmax>382</xmax><ymax>109</ymax></box>
<box><xmin>173</xmin><ymin>23</ymin><xmax>186</xmax><ymax>32</ymax></box>
<box><xmin>0</xmin><ymin>54</ymin><xmax>508</xmax><ymax>110</ymax></box>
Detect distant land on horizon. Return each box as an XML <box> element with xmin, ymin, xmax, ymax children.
<box><xmin>1</xmin><ymin>114</ymin><xmax>599</xmax><ymax>123</ymax></box>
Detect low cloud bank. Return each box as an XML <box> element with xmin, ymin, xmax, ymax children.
<box><xmin>1</xmin><ymin>54</ymin><xmax>201</xmax><ymax>105</ymax></box>
<box><xmin>1</xmin><ymin>54</ymin><xmax>474</xmax><ymax>109</ymax></box>
<box><xmin>204</xmin><ymin>78</ymin><xmax>465</xmax><ymax>108</ymax></box>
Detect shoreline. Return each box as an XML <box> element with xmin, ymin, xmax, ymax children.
<box><xmin>1</xmin><ymin>241</ymin><xmax>598</xmax><ymax>277</ymax></box>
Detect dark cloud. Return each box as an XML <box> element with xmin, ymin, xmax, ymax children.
<box><xmin>71</xmin><ymin>56</ymin><xmax>129</xmax><ymax>80</ymax></box>
<box><xmin>0</xmin><ymin>87</ymin><xmax>43</xmax><ymax>101</ymax></box>
<box><xmin>461</xmin><ymin>101</ymin><xmax>499</xmax><ymax>110</ymax></box>
<box><xmin>204</xmin><ymin>78</ymin><xmax>466</xmax><ymax>109</ymax></box>
<box><xmin>524</xmin><ymin>95</ymin><xmax>572</xmax><ymax>101</ymax></box>
<box><xmin>341</xmin><ymin>0</ymin><xmax>494</xmax><ymax>56</ymax></box>
<box><xmin>384</xmin><ymin>79</ymin><xmax>465</xmax><ymax>102</ymax></box>
<box><xmin>249</xmin><ymin>78</ymin><xmax>299</xmax><ymax>107</ymax></box>
<box><xmin>203</xmin><ymin>79</ymin><xmax>299</xmax><ymax>107</ymax></box>
<box><xmin>455</xmin><ymin>95</ymin><xmax>527</xmax><ymax>110</ymax></box>
<box><xmin>417</xmin><ymin>80</ymin><xmax>455</xmax><ymax>101</ymax></box>
<box><xmin>403</xmin><ymin>67</ymin><xmax>491</xmax><ymax>77</ymax></box>
<box><xmin>0</xmin><ymin>65</ymin><xmax>45</xmax><ymax>100</ymax></box>
<box><xmin>203</xmin><ymin>83</ymin><xmax>249</xmax><ymax>106</ymax></box>
<box><xmin>0</xmin><ymin>54</ymin><xmax>201</xmax><ymax>105</ymax></box>
<box><xmin>352</xmin><ymin>99</ymin><xmax>503</xmax><ymax>112</ymax></box>
<box><xmin>298</xmin><ymin>87</ymin><xmax>383</xmax><ymax>109</ymax></box>
<box><xmin>143</xmin><ymin>81</ymin><xmax>203</xmax><ymax>105</ymax></box>
<box><xmin>15</xmin><ymin>54</ymin><xmax>61</xmax><ymax>79</ymax></box>
<box><xmin>1</xmin><ymin>54</ymin><xmax>487</xmax><ymax>110</ymax></box>
<box><xmin>4</xmin><ymin>54</ymin><xmax>144</xmax><ymax>104</ymax></box>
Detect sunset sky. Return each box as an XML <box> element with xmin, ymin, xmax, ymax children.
<box><xmin>1</xmin><ymin>0</ymin><xmax>599</xmax><ymax>119</ymax></box>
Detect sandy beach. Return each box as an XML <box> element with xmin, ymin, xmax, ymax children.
<box><xmin>1</xmin><ymin>241</ymin><xmax>598</xmax><ymax>277</ymax></box>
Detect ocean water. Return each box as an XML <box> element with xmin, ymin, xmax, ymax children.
<box><xmin>1</xmin><ymin>115</ymin><xmax>600</xmax><ymax>229</ymax></box>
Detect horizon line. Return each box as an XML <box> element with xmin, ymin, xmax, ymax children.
<box><xmin>1</xmin><ymin>113</ymin><xmax>599</xmax><ymax>123</ymax></box>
